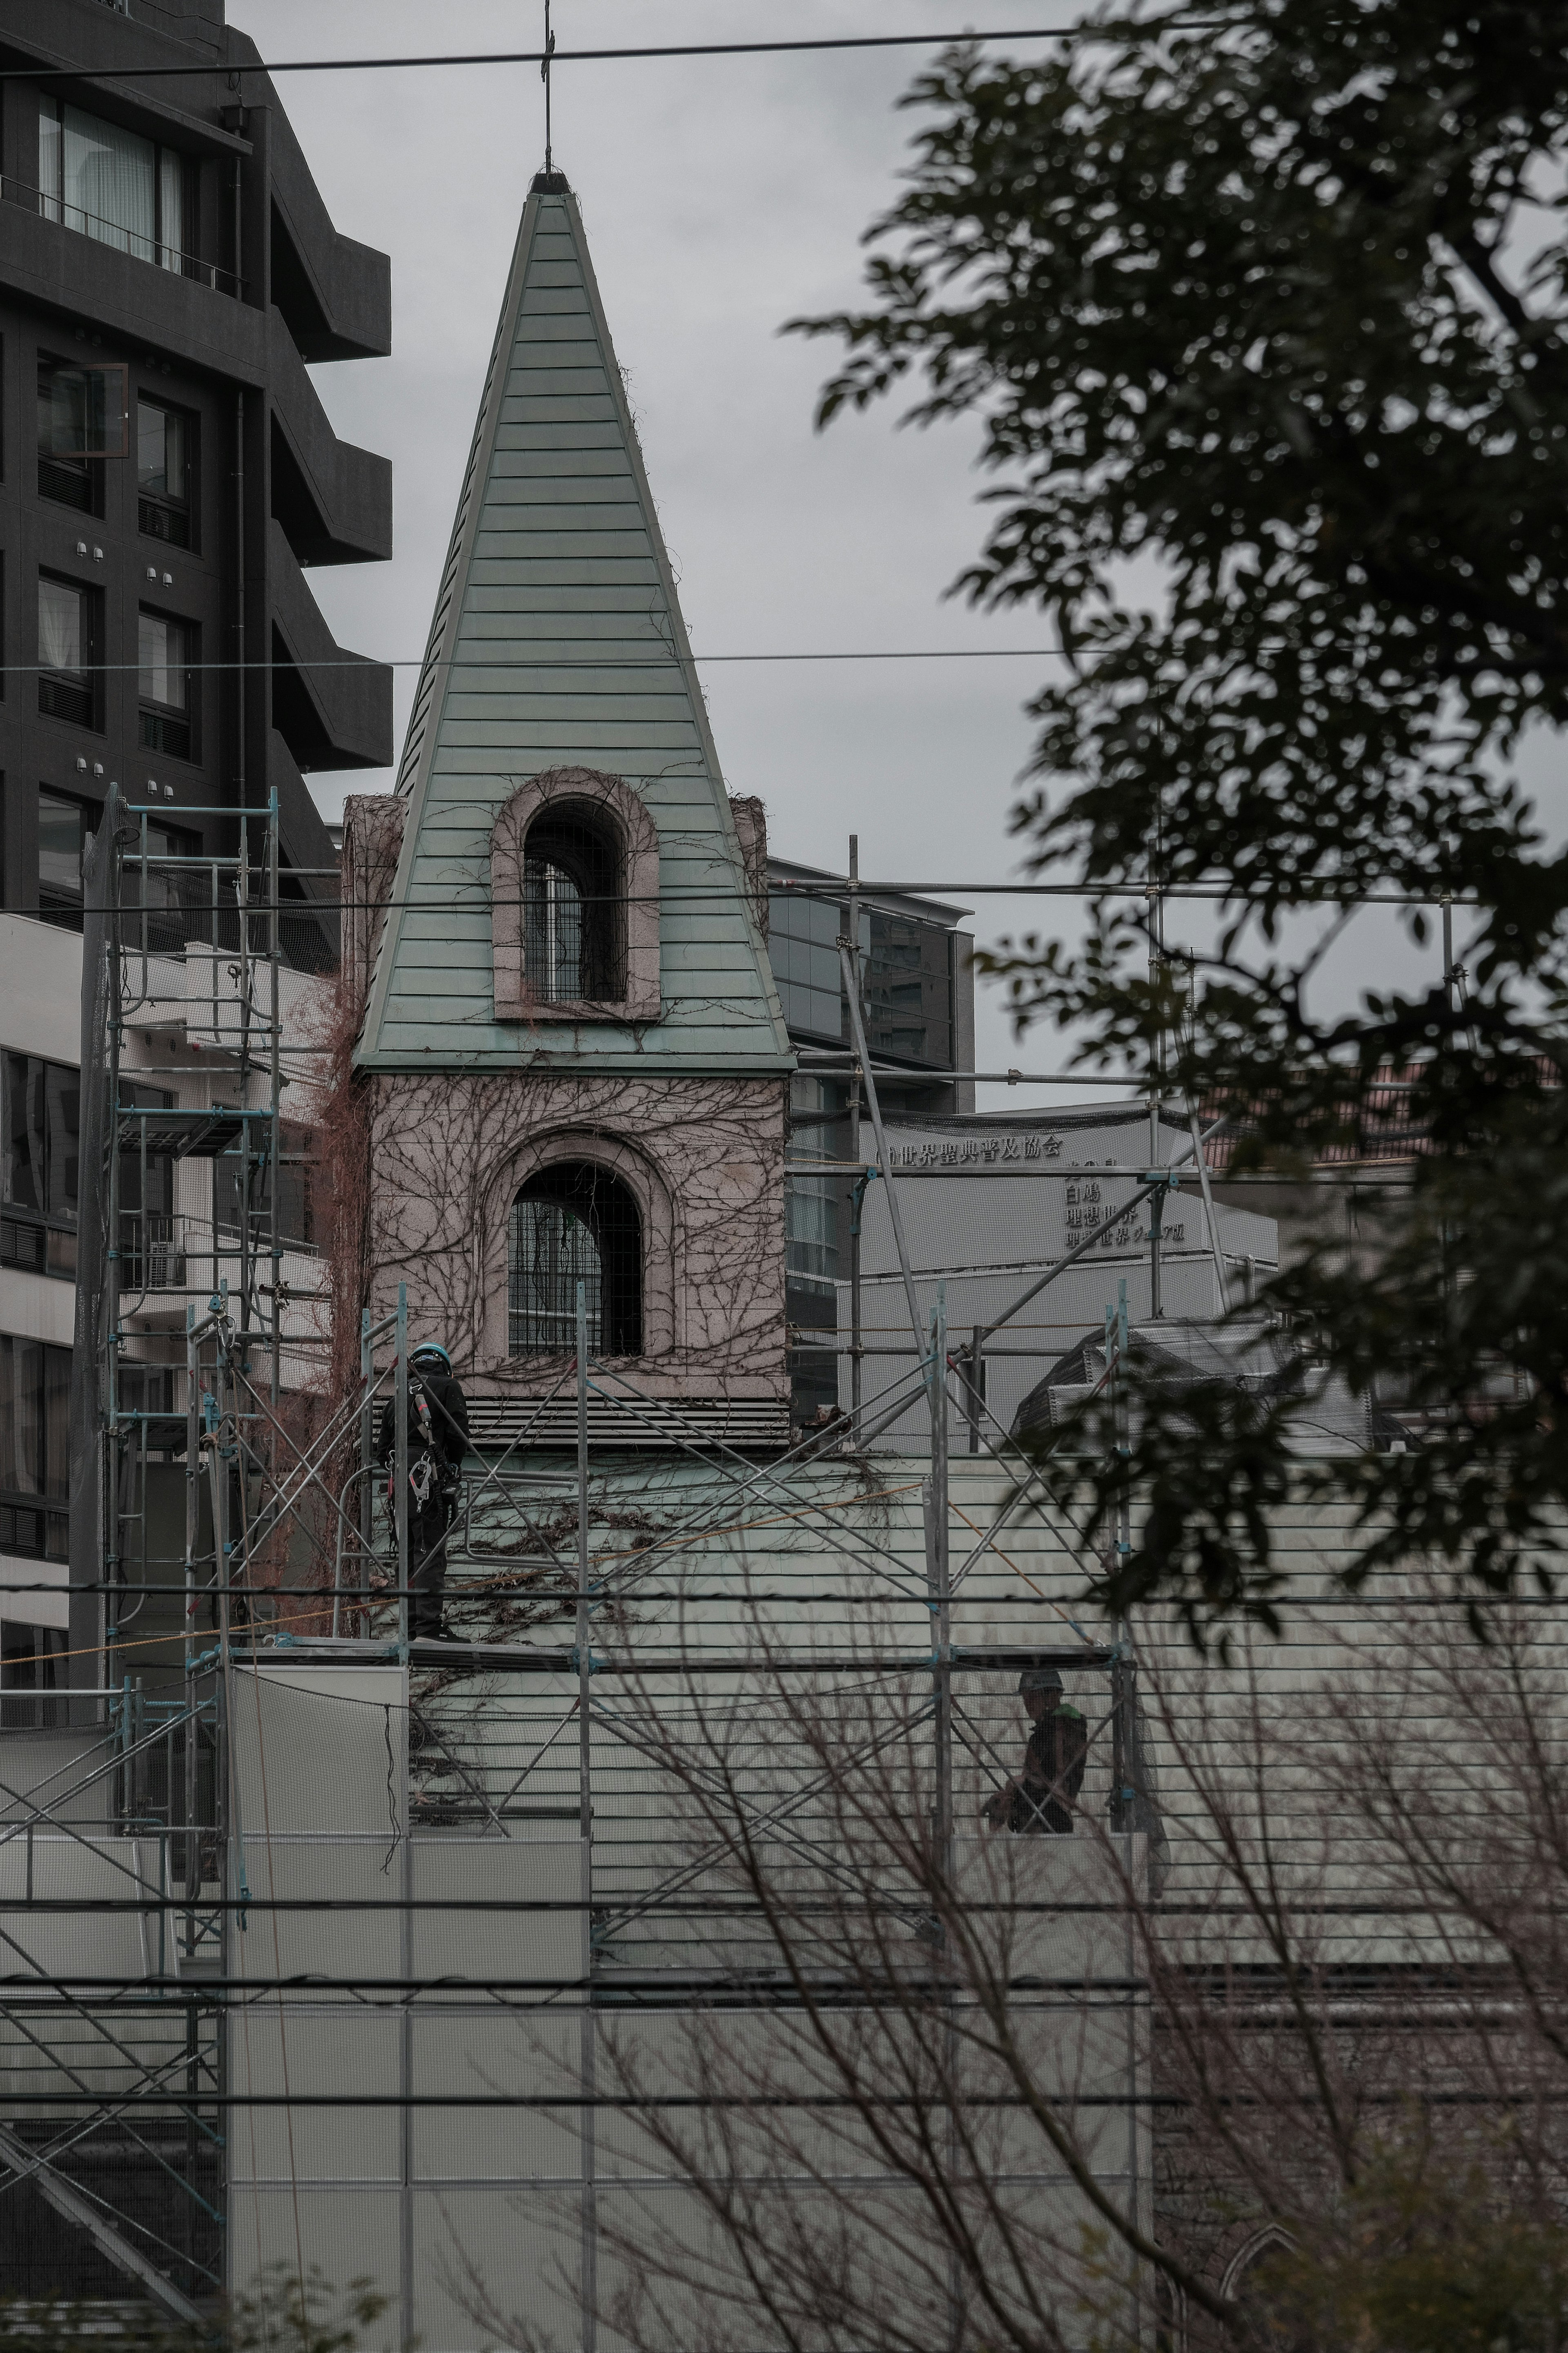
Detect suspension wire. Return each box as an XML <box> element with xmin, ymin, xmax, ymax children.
<box><xmin>0</xmin><ymin>651</ymin><xmax>1073</xmax><ymax>673</ymax></box>
<box><xmin>2</xmin><ymin>18</ymin><xmax>1238</xmax><ymax>83</ymax></box>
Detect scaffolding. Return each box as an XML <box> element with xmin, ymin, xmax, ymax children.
<box><xmin>0</xmin><ymin>828</ymin><xmax>1209</xmax><ymax>2339</ymax></box>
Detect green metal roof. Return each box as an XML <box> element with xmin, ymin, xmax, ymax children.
<box><xmin>357</xmin><ymin>180</ymin><xmax>793</xmax><ymax>1075</ymax></box>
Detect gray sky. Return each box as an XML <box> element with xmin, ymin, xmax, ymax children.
<box><xmin>250</xmin><ymin>0</ymin><xmax>1469</xmax><ymax>1105</ymax></box>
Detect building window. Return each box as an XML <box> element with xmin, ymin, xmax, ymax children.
<box><xmin>508</xmin><ymin>1164</ymin><xmax>642</xmax><ymax>1358</ymax></box>
<box><xmin>117</xmin><ymin>1082</ymin><xmax>176</xmax><ymax>1291</ymax></box>
<box><xmin>1</xmin><ymin>1052</ymin><xmax>79</xmax><ymax>1280</ymax></box>
<box><xmin>767</xmin><ymin>887</ymin><xmax>843</xmax><ymax>1044</ymax></box>
<box><xmin>36</xmin><ymin>789</ymin><xmax>89</xmax><ymax>932</ymax></box>
<box><xmin>137</xmin><ymin>399</ymin><xmax>193</xmax><ymax>547</ymax></box>
<box><xmin>39</xmin><ymin>575</ymin><xmax>97</xmax><ymax>729</ymax></box>
<box><xmin>491</xmin><ymin>769</ymin><xmax>660</xmax><ymax>1024</ymax></box>
<box><xmin>38</xmin><ymin>99</ymin><xmax>189</xmax><ymax>275</ymax></box>
<box><xmin>786</xmin><ymin>1075</ymin><xmax>840</xmax><ymax>1288</ymax></box>
<box><xmin>0</xmin><ymin>1622</ymin><xmax>67</xmax><ymax>1730</ymax></box>
<box><xmin>124</xmin><ymin>819</ymin><xmax>200</xmax><ymax>953</ymax></box>
<box><xmin>37</xmin><ymin>355</ymin><xmax>127</xmax><ymax>511</ymax></box>
<box><xmin>138</xmin><ymin>609</ymin><xmax>194</xmax><ymax>760</ymax></box>
<box><xmin>523</xmin><ymin>811</ymin><xmax>621</xmax><ymax>1004</ymax></box>
<box><xmin>214</xmin><ymin>1123</ymin><xmax>314</xmax><ymax>1253</ymax></box>
<box><xmin>0</xmin><ymin>1334</ymin><xmax>71</xmax><ymax>1565</ymax></box>
<box><xmin>865</xmin><ymin>912</ymin><xmax>955</xmax><ymax>1068</ymax></box>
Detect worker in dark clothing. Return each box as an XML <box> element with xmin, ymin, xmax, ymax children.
<box><xmin>982</xmin><ymin>1668</ymin><xmax>1088</xmax><ymax>1835</ymax></box>
<box><xmin>377</xmin><ymin>1342</ymin><xmax>471</xmax><ymax>1642</ymax></box>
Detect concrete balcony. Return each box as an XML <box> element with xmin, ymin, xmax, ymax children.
<box><xmin>0</xmin><ymin>177</ymin><xmax>268</xmax><ymax>381</ymax></box>
<box><xmin>269</xmin><ymin>308</ymin><xmax>393</xmax><ymax>567</ymax></box>
<box><xmin>269</xmin><ymin>520</ymin><xmax>393</xmax><ymax>773</ymax></box>
<box><xmin>264</xmin><ymin>94</ymin><xmax>392</xmax><ymax>363</ymax></box>
<box><xmin>120</xmin><ymin>1214</ymin><xmax>328</xmax><ymax>1339</ymax></box>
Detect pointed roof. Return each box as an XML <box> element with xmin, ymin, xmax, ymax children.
<box><xmin>357</xmin><ymin>176</ymin><xmax>793</xmax><ymax>1075</ymax></box>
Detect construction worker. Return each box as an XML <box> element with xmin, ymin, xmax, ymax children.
<box><xmin>377</xmin><ymin>1341</ymin><xmax>471</xmax><ymax>1642</ymax></box>
<box><xmin>982</xmin><ymin>1667</ymin><xmax>1088</xmax><ymax>1835</ymax></box>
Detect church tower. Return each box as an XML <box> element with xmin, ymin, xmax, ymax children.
<box><xmin>345</xmin><ymin>173</ymin><xmax>793</xmax><ymax>1443</ymax></box>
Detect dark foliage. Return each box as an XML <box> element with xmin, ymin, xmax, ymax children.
<box><xmin>795</xmin><ymin>0</ymin><xmax>1568</xmax><ymax>1634</ymax></box>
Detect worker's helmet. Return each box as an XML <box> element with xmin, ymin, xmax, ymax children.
<box><xmin>1018</xmin><ymin>1667</ymin><xmax>1064</xmax><ymax>1696</ymax></box>
<box><xmin>411</xmin><ymin>1342</ymin><xmax>451</xmax><ymax>1372</ymax></box>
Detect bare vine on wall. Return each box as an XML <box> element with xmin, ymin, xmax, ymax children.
<box><xmin>367</xmin><ymin>1068</ymin><xmax>790</xmax><ymax>1392</ymax></box>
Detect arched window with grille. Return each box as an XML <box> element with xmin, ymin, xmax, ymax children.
<box><xmin>508</xmin><ymin>1163</ymin><xmax>642</xmax><ymax>1357</ymax></box>
<box><xmin>522</xmin><ymin>809</ymin><xmax>621</xmax><ymax>1004</ymax></box>
<box><xmin>490</xmin><ymin>768</ymin><xmax>661</xmax><ymax>1024</ymax></box>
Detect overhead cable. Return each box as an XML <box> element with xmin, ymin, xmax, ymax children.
<box><xmin>0</xmin><ymin>649</ymin><xmax>1070</xmax><ymax>673</ymax></box>
<box><xmin>5</xmin><ymin>18</ymin><xmax>1237</xmax><ymax>83</ymax></box>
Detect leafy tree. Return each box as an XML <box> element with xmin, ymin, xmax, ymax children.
<box><xmin>1249</xmin><ymin>2140</ymin><xmax>1568</xmax><ymax>2353</ymax></box>
<box><xmin>795</xmin><ymin>0</ymin><xmax>1568</xmax><ymax>1637</ymax></box>
<box><xmin>0</xmin><ymin>2269</ymin><xmax>388</xmax><ymax>2352</ymax></box>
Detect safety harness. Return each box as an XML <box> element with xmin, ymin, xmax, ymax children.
<box><xmin>388</xmin><ymin>1375</ymin><xmax>445</xmax><ymax>1512</ymax></box>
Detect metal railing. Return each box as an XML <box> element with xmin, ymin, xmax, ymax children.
<box><xmin>118</xmin><ymin>1210</ymin><xmax>324</xmax><ymax>1296</ymax></box>
<box><xmin>4</xmin><ymin>176</ymin><xmax>242</xmax><ymax>297</ymax></box>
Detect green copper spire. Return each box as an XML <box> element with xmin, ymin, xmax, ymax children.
<box><xmin>357</xmin><ymin>179</ymin><xmax>791</xmax><ymax>1075</ymax></box>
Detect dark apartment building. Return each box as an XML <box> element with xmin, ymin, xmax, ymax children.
<box><xmin>0</xmin><ymin>0</ymin><xmax>392</xmax><ymax>964</ymax></box>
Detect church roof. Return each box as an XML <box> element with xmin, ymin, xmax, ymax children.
<box><xmin>356</xmin><ymin>176</ymin><xmax>793</xmax><ymax>1075</ymax></box>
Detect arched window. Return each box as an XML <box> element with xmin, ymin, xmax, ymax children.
<box><xmin>522</xmin><ymin>810</ymin><xmax>620</xmax><ymax>1004</ymax></box>
<box><xmin>508</xmin><ymin>1163</ymin><xmax>642</xmax><ymax>1357</ymax></box>
<box><xmin>491</xmin><ymin>768</ymin><xmax>661</xmax><ymax>1024</ymax></box>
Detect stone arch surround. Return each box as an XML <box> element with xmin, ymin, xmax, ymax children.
<box><xmin>489</xmin><ymin>766</ymin><xmax>662</xmax><ymax>1024</ymax></box>
<box><xmin>480</xmin><ymin>1124</ymin><xmax>677</xmax><ymax>1367</ymax></box>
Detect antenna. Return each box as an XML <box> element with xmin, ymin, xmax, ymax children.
<box><xmin>542</xmin><ymin>0</ymin><xmax>557</xmax><ymax>173</ymax></box>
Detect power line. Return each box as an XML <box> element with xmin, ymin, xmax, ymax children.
<box><xmin>4</xmin><ymin>16</ymin><xmax>1236</xmax><ymax>82</ymax></box>
<box><xmin>4</xmin><ymin>649</ymin><xmax>1068</xmax><ymax>675</ymax></box>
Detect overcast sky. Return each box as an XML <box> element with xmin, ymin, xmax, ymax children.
<box><xmin>247</xmin><ymin>0</ymin><xmax>1469</xmax><ymax>1107</ymax></box>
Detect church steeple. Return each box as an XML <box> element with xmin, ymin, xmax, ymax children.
<box><xmin>357</xmin><ymin>177</ymin><xmax>791</xmax><ymax>1075</ymax></box>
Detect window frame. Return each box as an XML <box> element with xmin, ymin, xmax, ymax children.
<box><xmin>0</xmin><ymin>1332</ymin><xmax>72</xmax><ymax>1567</ymax></box>
<box><xmin>38</xmin><ymin>97</ymin><xmax>194</xmax><ymax>282</ymax></box>
<box><xmin>137</xmin><ymin>604</ymin><xmax>197</xmax><ymax>763</ymax></box>
<box><xmin>1</xmin><ymin>1049</ymin><xmax>80</xmax><ymax>1279</ymax></box>
<box><xmin>35</xmin><ymin>786</ymin><xmax>90</xmax><ymax>929</ymax></box>
<box><xmin>136</xmin><ymin>393</ymin><xmax>196</xmax><ymax>550</ymax></box>
<box><xmin>507</xmin><ymin>1161</ymin><xmax>644</xmax><ymax>1360</ymax></box>
<box><xmin>37</xmin><ymin>571</ymin><xmax>99</xmax><ymax>732</ymax></box>
<box><xmin>491</xmin><ymin>767</ymin><xmax>661</xmax><ymax>1025</ymax></box>
<box><xmin>36</xmin><ymin>354</ymin><xmax>129</xmax><ymax>522</ymax></box>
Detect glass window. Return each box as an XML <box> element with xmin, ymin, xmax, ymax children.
<box><xmin>38</xmin><ymin>104</ymin><xmax>60</xmax><ymax>217</ymax></box>
<box><xmin>38</xmin><ymin>100</ymin><xmax>188</xmax><ymax>276</ymax></box>
<box><xmin>767</xmin><ymin>888</ymin><xmax>844</xmax><ymax>1043</ymax></box>
<box><xmin>37</xmin><ymin>355</ymin><xmax>126</xmax><ymax>513</ymax></box>
<box><xmin>123</xmin><ymin>819</ymin><xmax>199</xmax><ymax>951</ymax></box>
<box><xmin>158</xmin><ymin>147</ymin><xmax>184</xmax><ymax>270</ymax></box>
<box><xmin>138</xmin><ymin>610</ymin><xmax>188</xmax><ymax>709</ymax></box>
<box><xmin>137</xmin><ymin>400</ymin><xmax>187</xmax><ymax>503</ymax></box>
<box><xmin>45</xmin><ymin>101</ymin><xmax>154</xmax><ymax>259</ymax></box>
<box><xmin>3</xmin><ymin>1053</ymin><xmax>80</xmax><ymax>1223</ymax></box>
<box><xmin>0</xmin><ymin>1334</ymin><xmax>70</xmax><ymax>1501</ymax></box>
<box><xmin>38</xmin><ymin>357</ymin><xmax>126</xmax><ymax>461</ymax></box>
<box><xmin>865</xmin><ymin>912</ymin><xmax>954</xmax><ymax>1068</ymax></box>
<box><xmin>39</xmin><ymin>577</ymin><xmax>86</xmax><ymax>678</ymax></box>
<box><xmin>523</xmin><ymin>812</ymin><xmax>621</xmax><ymax>1002</ymax></box>
<box><xmin>1</xmin><ymin>1623</ymin><xmax>67</xmax><ymax>1729</ymax></box>
<box><xmin>3</xmin><ymin>1055</ymin><xmax>42</xmax><ymax>1213</ymax></box>
<box><xmin>37</xmin><ymin>793</ymin><xmax>87</xmax><ymax>917</ymax></box>
<box><xmin>0</xmin><ymin>1335</ymin><xmax>72</xmax><ymax>1568</ymax></box>
<box><xmin>38</xmin><ymin>578</ymin><xmax>96</xmax><ymax>730</ymax></box>
<box><xmin>214</xmin><ymin>1125</ymin><xmax>314</xmax><ymax>1252</ymax></box>
<box><xmin>137</xmin><ymin>397</ymin><xmax>194</xmax><ymax>547</ymax></box>
<box><xmin>138</xmin><ymin>611</ymin><xmax>193</xmax><ymax>759</ymax></box>
<box><xmin>36</xmin><ymin>97</ymin><xmax>188</xmax><ymax>275</ymax></box>
<box><xmin>508</xmin><ymin>1164</ymin><xmax>642</xmax><ymax>1357</ymax></box>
